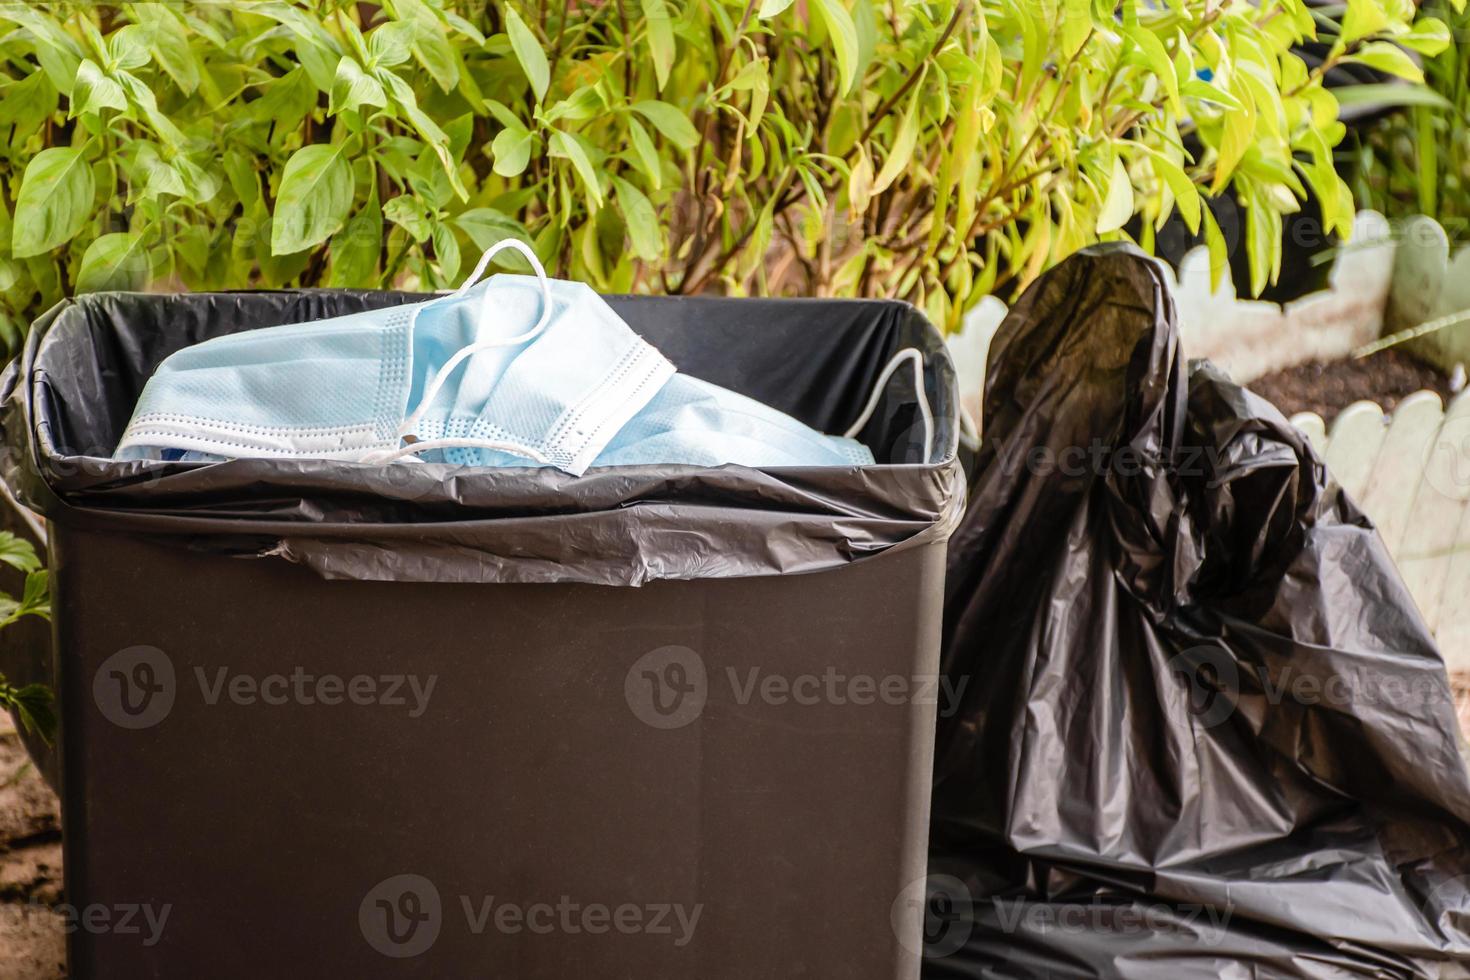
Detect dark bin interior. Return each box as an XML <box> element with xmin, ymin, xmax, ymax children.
<box><xmin>28</xmin><ymin>289</ymin><xmax>958</xmax><ymax>470</ymax></box>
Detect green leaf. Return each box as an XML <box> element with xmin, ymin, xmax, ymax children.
<box><xmin>1210</xmin><ymin>79</ymin><xmax>1256</xmax><ymax>192</ymax></box>
<box><xmin>550</xmin><ymin>130</ymin><xmax>604</xmax><ymax>208</ymax></box>
<box><xmin>0</xmin><ymin>5</ymin><xmax>82</xmax><ymax>95</ymax></box>
<box><xmin>1348</xmin><ymin>42</ymin><xmax>1424</xmax><ymax>83</ymax></box>
<box><xmin>641</xmin><ymin>0</ymin><xmax>676</xmax><ymax>91</ymax></box>
<box><xmin>132</xmin><ymin>4</ymin><xmax>200</xmax><ymax>94</ymax></box>
<box><xmin>1126</xmin><ymin>26</ymin><xmax>1181</xmax><ymax>117</ymax></box>
<box><xmin>1202</xmin><ymin>205</ymin><xmax>1228</xmax><ymax>293</ymax></box>
<box><xmin>384</xmin><ymin>195</ymin><xmax>433</xmax><ymax>242</ymax></box>
<box><xmin>1062</xmin><ymin>0</ymin><xmax>1091</xmax><ymax>59</ymax></box>
<box><xmin>453</xmin><ymin>208</ymin><xmax>533</xmax><ymax>252</ymax></box>
<box><xmin>758</xmin><ymin>0</ymin><xmax>797</xmax><ymax>16</ymax></box>
<box><xmin>0</xmin><ymin>70</ymin><xmax>58</xmax><ymax>141</ymax></box>
<box><xmin>75</xmin><ymin>232</ymin><xmax>150</xmax><ymax>293</ymax></box>
<box><xmin>251</xmin><ymin>67</ymin><xmax>316</xmax><ymax>134</ymax></box>
<box><xmin>377</xmin><ymin>69</ymin><xmax>467</xmax><ymax>200</ymax></box>
<box><xmin>116</xmin><ymin>71</ymin><xmax>185</xmax><ymax>149</ymax></box>
<box><xmin>1095</xmin><ymin>156</ymin><xmax>1135</xmax><ymax>234</ymax></box>
<box><xmin>406</xmin><ymin>19</ymin><xmax>459</xmax><ymax>92</ymax></box>
<box><xmin>849</xmin><ymin>144</ymin><xmax>874</xmax><ymax>212</ymax></box>
<box><xmin>107</xmin><ymin>25</ymin><xmax>151</xmax><ymax>71</ymax></box>
<box><xmin>1397</xmin><ymin>16</ymin><xmax>1451</xmax><ymax>56</ymax></box>
<box><xmin>1244</xmin><ymin>195</ymin><xmax>1278</xmax><ymax>296</ymax></box>
<box><xmin>368</xmin><ymin>21</ymin><xmax>415</xmax><ymax>67</ymax></box>
<box><xmin>0</xmin><ymin>533</ymin><xmax>40</xmax><ymax>574</ymax></box>
<box><xmin>1341</xmin><ymin>0</ymin><xmax>1391</xmax><ymax>45</ymax></box>
<box><xmin>70</xmin><ymin>59</ymin><xmax>126</xmax><ymax>118</ymax></box>
<box><xmin>271</xmin><ymin>144</ymin><xmax>354</xmax><ymax>255</ymax></box>
<box><xmin>1330</xmin><ymin>82</ymin><xmax>1452</xmax><ymax>110</ymax></box>
<box><xmin>330</xmin><ymin>56</ymin><xmax>387</xmax><ymax>115</ymax></box>
<box><xmin>12</xmin><ymin>146</ymin><xmax>95</xmax><ymax>259</ymax></box>
<box><xmin>631</xmin><ymin>101</ymin><xmax>700</xmax><ymax>150</ymax></box>
<box><xmin>431</xmin><ymin>221</ymin><xmax>461</xmax><ymax>281</ymax></box>
<box><xmin>7</xmin><ymin>682</ymin><xmax>56</xmax><ymax>745</ymax></box>
<box><xmin>328</xmin><ymin>189</ymin><xmax>382</xmax><ymax>287</ymax></box>
<box><xmin>871</xmin><ymin>90</ymin><xmax>919</xmax><ymax>195</ymax></box>
<box><xmin>20</xmin><ymin>570</ymin><xmax>47</xmax><ymax>619</ymax></box>
<box><xmin>491</xmin><ymin>125</ymin><xmax>535</xmax><ymax>177</ymax></box>
<box><xmin>504</xmin><ymin>6</ymin><xmax>549</xmax><ymax>103</ymax></box>
<box><xmin>811</xmin><ymin>0</ymin><xmax>860</xmax><ymax>95</ymax></box>
<box><xmin>611</xmin><ymin>175</ymin><xmax>661</xmax><ymax>261</ymax></box>
<box><xmin>626</xmin><ymin>117</ymin><xmax>663</xmax><ymax>189</ymax></box>
<box><xmin>1147</xmin><ymin>152</ymin><xmax>1200</xmax><ymax>234</ymax></box>
<box><xmin>544</xmin><ymin>85</ymin><xmax>603</xmax><ymax>124</ymax></box>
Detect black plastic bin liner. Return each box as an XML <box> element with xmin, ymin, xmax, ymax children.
<box><xmin>0</xmin><ymin>290</ymin><xmax>963</xmax><ymax>585</ymax></box>
<box><xmin>927</xmin><ymin>245</ymin><xmax>1470</xmax><ymax>977</ymax></box>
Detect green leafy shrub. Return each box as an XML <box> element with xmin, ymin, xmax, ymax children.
<box><xmin>0</xmin><ymin>0</ymin><xmax>1442</xmax><ymax>340</ymax></box>
<box><xmin>1351</xmin><ymin>0</ymin><xmax>1470</xmax><ymax>237</ymax></box>
<box><xmin>0</xmin><ymin>531</ymin><xmax>52</xmax><ymax>744</ymax></box>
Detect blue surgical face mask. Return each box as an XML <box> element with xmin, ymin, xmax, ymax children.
<box><xmin>414</xmin><ymin>349</ymin><xmax>933</xmax><ymax>471</ymax></box>
<box><xmin>591</xmin><ymin>375</ymin><xmax>875</xmax><ymax>468</ymax></box>
<box><xmin>116</xmin><ymin>238</ymin><xmax>933</xmax><ymax>472</ymax></box>
<box><xmin>115</xmin><ymin>241</ymin><xmax>675</xmax><ymax>475</ymax></box>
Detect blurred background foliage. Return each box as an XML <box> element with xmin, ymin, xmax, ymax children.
<box><xmin>0</xmin><ymin>0</ymin><xmax>1445</xmax><ymax>343</ymax></box>
<box><xmin>1353</xmin><ymin>0</ymin><xmax>1470</xmax><ymax>236</ymax></box>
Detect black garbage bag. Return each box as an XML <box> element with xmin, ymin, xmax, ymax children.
<box><xmin>927</xmin><ymin>245</ymin><xmax>1470</xmax><ymax>977</ymax></box>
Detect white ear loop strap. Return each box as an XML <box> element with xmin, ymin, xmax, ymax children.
<box><xmin>844</xmin><ymin>348</ymin><xmax>935</xmax><ymax>463</ymax></box>
<box><xmin>374</xmin><ymin>239</ymin><xmax>553</xmax><ymax>465</ymax></box>
<box><xmin>364</xmin><ymin>437</ymin><xmax>551</xmax><ymax>466</ymax></box>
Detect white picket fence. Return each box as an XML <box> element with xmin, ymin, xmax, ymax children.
<box><xmin>1290</xmin><ymin>393</ymin><xmax>1470</xmax><ymax>672</ymax></box>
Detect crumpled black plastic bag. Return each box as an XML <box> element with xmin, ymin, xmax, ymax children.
<box><xmin>927</xmin><ymin>245</ymin><xmax>1470</xmax><ymax>977</ymax></box>
<box><xmin>0</xmin><ymin>290</ymin><xmax>963</xmax><ymax>585</ymax></box>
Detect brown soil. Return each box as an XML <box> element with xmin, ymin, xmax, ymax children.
<box><xmin>0</xmin><ymin>719</ymin><xmax>64</xmax><ymax>979</ymax></box>
<box><xmin>1247</xmin><ymin>349</ymin><xmax>1459</xmax><ymax>424</ymax></box>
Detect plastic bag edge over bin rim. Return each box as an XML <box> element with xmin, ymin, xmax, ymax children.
<box><xmin>1</xmin><ymin>289</ymin><xmax>967</xmax><ymax>587</ymax></box>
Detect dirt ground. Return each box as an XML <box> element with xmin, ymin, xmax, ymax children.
<box><xmin>1248</xmin><ymin>348</ymin><xmax>1460</xmax><ymax>423</ymax></box>
<box><xmin>0</xmin><ymin>717</ymin><xmax>64</xmax><ymax>980</ymax></box>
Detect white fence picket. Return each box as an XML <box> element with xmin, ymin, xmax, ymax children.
<box><xmin>1398</xmin><ymin>391</ymin><xmax>1470</xmax><ymax>633</ymax></box>
<box><xmin>1321</xmin><ymin>401</ymin><xmax>1389</xmax><ymax>502</ymax></box>
<box><xmin>1436</xmin><ymin>505</ymin><xmax>1470</xmax><ymax>673</ymax></box>
<box><xmin>1292</xmin><ymin>412</ymin><xmax>1327</xmax><ymax>454</ymax></box>
<box><xmin>1358</xmin><ymin>392</ymin><xmax>1446</xmax><ymax>557</ymax></box>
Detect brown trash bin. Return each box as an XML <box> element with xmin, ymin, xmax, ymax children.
<box><xmin>1</xmin><ymin>289</ymin><xmax>964</xmax><ymax>979</ymax></box>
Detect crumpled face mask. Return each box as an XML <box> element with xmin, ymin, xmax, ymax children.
<box><xmin>115</xmin><ymin>241</ymin><xmax>674</xmax><ymax>475</ymax></box>
<box><xmin>115</xmin><ymin>239</ymin><xmax>933</xmax><ymax>472</ymax></box>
